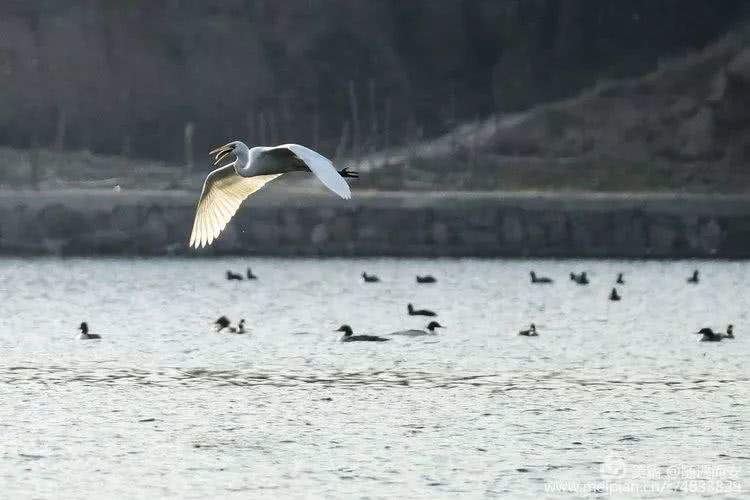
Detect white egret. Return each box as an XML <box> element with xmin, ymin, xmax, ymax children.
<box><xmin>189</xmin><ymin>141</ymin><xmax>357</xmax><ymax>248</ymax></box>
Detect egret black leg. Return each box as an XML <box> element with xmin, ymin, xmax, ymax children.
<box><xmin>338</xmin><ymin>167</ymin><xmax>359</xmax><ymax>178</ymax></box>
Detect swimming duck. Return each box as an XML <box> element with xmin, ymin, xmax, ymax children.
<box><xmin>229</xmin><ymin>319</ymin><xmax>246</xmax><ymax>334</ymax></box>
<box><xmin>416</xmin><ymin>275</ymin><xmax>437</xmax><ymax>284</ymax></box>
<box><xmin>226</xmin><ymin>271</ymin><xmax>243</xmax><ymax>281</ymax></box>
<box><xmin>570</xmin><ymin>272</ymin><xmax>589</xmax><ymax>285</ymax></box>
<box><xmin>362</xmin><ymin>272</ymin><xmax>380</xmax><ymax>283</ymax></box>
<box><xmin>390</xmin><ymin>321</ymin><xmax>445</xmax><ymax>337</ymax></box>
<box><xmin>335</xmin><ymin>325</ymin><xmax>390</xmax><ymax>342</ymax></box>
<box><xmin>687</xmin><ymin>270</ymin><xmax>699</xmax><ymax>284</ymax></box>
<box><xmin>616</xmin><ymin>273</ymin><xmax>625</xmax><ymax>284</ymax></box>
<box><xmin>77</xmin><ymin>322</ymin><xmax>101</xmax><ymax>340</ymax></box>
<box><xmin>246</xmin><ymin>268</ymin><xmax>258</xmax><ymax>280</ymax></box>
<box><xmin>696</xmin><ymin>327</ymin><xmax>722</xmax><ymax>342</ymax></box>
<box><xmin>724</xmin><ymin>324</ymin><xmax>734</xmax><ymax>339</ymax></box>
<box><xmin>518</xmin><ymin>324</ymin><xmax>538</xmax><ymax>337</ymax></box>
<box><xmin>407</xmin><ymin>303</ymin><xmax>437</xmax><ymax>317</ymax></box>
<box><xmin>214</xmin><ymin>316</ymin><xmax>231</xmax><ymax>332</ymax></box>
<box><xmin>609</xmin><ymin>288</ymin><xmax>621</xmax><ymax>301</ymax></box>
<box><xmin>530</xmin><ymin>271</ymin><xmax>553</xmax><ymax>284</ymax></box>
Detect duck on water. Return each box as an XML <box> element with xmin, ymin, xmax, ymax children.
<box><xmin>226</xmin><ymin>271</ymin><xmax>243</xmax><ymax>281</ymax></box>
<box><xmin>518</xmin><ymin>324</ymin><xmax>538</xmax><ymax>337</ymax></box>
<box><xmin>390</xmin><ymin>321</ymin><xmax>445</xmax><ymax>337</ymax></box>
<box><xmin>362</xmin><ymin>272</ymin><xmax>380</xmax><ymax>283</ymax></box>
<box><xmin>215</xmin><ymin>316</ymin><xmax>246</xmax><ymax>334</ymax></box>
<box><xmin>696</xmin><ymin>328</ymin><xmax>722</xmax><ymax>342</ymax></box>
<box><xmin>687</xmin><ymin>270</ymin><xmax>700</xmax><ymax>284</ymax></box>
<box><xmin>246</xmin><ymin>268</ymin><xmax>258</xmax><ymax>280</ymax></box>
<box><xmin>609</xmin><ymin>288</ymin><xmax>621</xmax><ymax>301</ymax></box>
<box><xmin>696</xmin><ymin>325</ymin><xmax>734</xmax><ymax>342</ymax></box>
<box><xmin>570</xmin><ymin>272</ymin><xmax>589</xmax><ymax>285</ymax></box>
<box><xmin>407</xmin><ymin>303</ymin><xmax>437</xmax><ymax>317</ymax></box>
<box><xmin>335</xmin><ymin>325</ymin><xmax>390</xmax><ymax>342</ymax></box>
<box><xmin>77</xmin><ymin>322</ymin><xmax>101</xmax><ymax>340</ymax></box>
<box><xmin>416</xmin><ymin>275</ymin><xmax>437</xmax><ymax>284</ymax></box>
<box><xmin>530</xmin><ymin>271</ymin><xmax>553</xmax><ymax>284</ymax></box>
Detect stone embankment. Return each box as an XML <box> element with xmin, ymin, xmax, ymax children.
<box><xmin>0</xmin><ymin>189</ymin><xmax>746</xmax><ymax>258</ymax></box>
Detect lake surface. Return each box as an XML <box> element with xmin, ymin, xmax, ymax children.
<box><xmin>1</xmin><ymin>258</ymin><xmax>748</xmax><ymax>499</ymax></box>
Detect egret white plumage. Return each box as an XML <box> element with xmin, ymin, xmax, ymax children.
<box><xmin>189</xmin><ymin>141</ymin><xmax>357</xmax><ymax>248</ymax></box>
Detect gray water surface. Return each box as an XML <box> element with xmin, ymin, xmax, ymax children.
<box><xmin>1</xmin><ymin>258</ymin><xmax>748</xmax><ymax>499</ymax></box>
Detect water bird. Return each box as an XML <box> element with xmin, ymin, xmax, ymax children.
<box><xmin>214</xmin><ymin>316</ymin><xmax>231</xmax><ymax>332</ymax></box>
<box><xmin>77</xmin><ymin>322</ymin><xmax>101</xmax><ymax>340</ymax></box>
<box><xmin>570</xmin><ymin>272</ymin><xmax>589</xmax><ymax>285</ymax></box>
<box><xmin>616</xmin><ymin>273</ymin><xmax>625</xmax><ymax>284</ymax></box>
<box><xmin>335</xmin><ymin>325</ymin><xmax>390</xmax><ymax>342</ymax></box>
<box><xmin>696</xmin><ymin>327</ymin><xmax>722</xmax><ymax>342</ymax></box>
<box><xmin>725</xmin><ymin>324</ymin><xmax>735</xmax><ymax>339</ymax></box>
<box><xmin>407</xmin><ymin>303</ymin><xmax>437</xmax><ymax>317</ymax></box>
<box><xmin>530</xmin><ymin>271</ymin><xmax>553</xmax><ymax>284</ymax></box>
<box><xmin>416</xmin><ymin>275</ymin><xmax>437</xmax><ymax>284</ymax></box>
<box><xmin>687</xmin><ymin>270</ymin><xmax>700</xmax><ymax>284</ymax></box>
<box><xmin>362</xmin><ymin>272</ymin><xmax>380</xmax><ymax>283</ymax></box>
<box><xmin>229</xmin><ymin>319</ymin><xmax>246</xmax><ymax>334</ymax></box>
<box><xmin>246</xmin><ymin>268</ymin><xmax>258</xmax><ymax>280</ymax></box>
<box><xmin>390</xmin><ymin>321</ymin><xmax>445</xmax><ymax>337</ymax></box>
<box><xmin>226</xmin><ymin>270</ymin><xmax>243</xmax><ymax>281</ymax></box>
<box><xmin>609</xmin><ymin>288</ymin><xmax>621</xmax><ymax>301</ymax></box>
<box><xmin>518</xmin><ymin>324</ymin><xmax>538</xmax><ymax>337</ymax></box>
<box><xmin>190</xmin><ymin>140</ymin><xmax>355</xmax><ymax>248</ymax></box>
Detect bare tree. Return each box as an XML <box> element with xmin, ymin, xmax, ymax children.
<box><xmin>348</xmin><ymin>80</ymin><xmax>360</xmax><ymax>160</ymax></box>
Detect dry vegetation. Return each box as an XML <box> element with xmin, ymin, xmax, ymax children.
<box><xmin>359</xmin><ymin>28</ymin><xmax>750</xmax><ymax>193</ymax></box>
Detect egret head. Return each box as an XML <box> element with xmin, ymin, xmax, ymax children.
<box><xmin>209</xmin><ymin>140</ymin><xmax>246</xmax><ymax>166</ymax></box>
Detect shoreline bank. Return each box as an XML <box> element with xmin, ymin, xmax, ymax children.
<box><xmin>0</xmin><ymin>189</ymin><xmax>747</xmax><ymax>258</ymax></box>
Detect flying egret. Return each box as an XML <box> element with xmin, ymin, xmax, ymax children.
<box><xmin>189</xmin><ymin>141</ymin><xmax>357</xmax><ymax>248</ymax></box>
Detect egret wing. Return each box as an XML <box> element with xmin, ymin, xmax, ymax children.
<box><xmin>283</xmin><ymin>144</ymin><xmax>352</xmax><ymax>199</ymax></box>
<box><xmin>189</xmin><ymin>165</ymin><xmax>281</xmax><ymax>248</ymax></box>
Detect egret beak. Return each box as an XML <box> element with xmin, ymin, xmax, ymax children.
<box><xmin>209</xmin><ymin>143</ymin><xmax>234</xmax><ymax>166</ymax></box>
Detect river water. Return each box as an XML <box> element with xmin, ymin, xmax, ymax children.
<box><xmin>1</xmin><ymin>258</ymin><xmax>748</xmax><ymax>498</ymax></box>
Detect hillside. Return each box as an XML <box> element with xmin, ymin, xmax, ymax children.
<box><xmin>5</xmin><ymin>24</ymin><xmax>750</xmax><ymax>194</ymax></box>
<box><xmin>358</xmin><ymin>28</ymin><xmax>750</xmax><ymax>193</ymax></box>
<box><xmin>0</xmin><ymin>1</ymin><xmax>743</xmax><ymax>163</ymax></box>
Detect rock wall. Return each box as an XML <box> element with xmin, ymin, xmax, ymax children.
<box><xmin>0</xmin><ymin>190</ymin><xmax>748</xmax><ymax>258</ymax></box>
